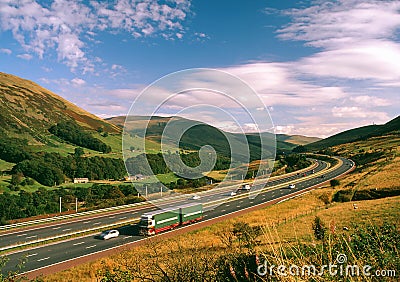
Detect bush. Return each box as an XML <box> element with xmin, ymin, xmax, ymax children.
<box><xmin>330</xmin><ymin>179</ymin><xmax>340</xmax><ymax>188</ymax></box>
<box><xmin>312</xmin><ymin>216</ymin><xmax>327</xmax><ymax>240</ymax></box>
<box><xmin>333</xmin><ymin>189</ymin><xmax>353</xmax><ymax>202</ymax></box>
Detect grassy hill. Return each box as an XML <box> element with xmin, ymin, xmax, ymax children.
<box><xmin>45</xmin><ymin>132</ymin><xmax>400</xmax><ymax>281</ymax></box>
<box><xmin>108</xmin><ymin>115</ymin><xmax>319</xmax><ymax>159</ymax></box>
<box><xmin>0</xmin><ymin>72</ymin><xmax>120</xmax><ymax>146</ymax></box>
<box><xmin>305</xmin><ymin>115</ymin><xmax>400</xmax><ymax>151</ymax></box>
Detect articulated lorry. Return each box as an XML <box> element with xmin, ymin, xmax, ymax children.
<box><xmin>139</xmin><ymin>203</ymin><xmax>203</xmax><ymax>236</ymax></box>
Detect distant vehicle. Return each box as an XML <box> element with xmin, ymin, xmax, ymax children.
<box><xmin>99</xmin><ymin>229</ymin><xmax>119</xmax><ymax>240</ymax></box>
<box><xmin>230</xmin><ymin>191</ymin><xmax>237</xmax><ymax>196</ymax></box>
<box><xmin>239</xmin><ymin>184</ymin><xmax>251</xmax><ymax>191</ymax></box>
<box><xmin>288</xmin><ymin>184</ymin><xmax>296</xmax><ymax>189</ymax></box>
<box><xmin>190</xmin><ymin>195</ymin><xmax>201</xmax><ymax>200</ymax></box>
<box><xmin>320</xmin><ymin>175</ymin><xmax>325</xmax><ymax>178</ymax></box>
<box><xmin>311</xmin><ymin>169</ymin><xmax>315</xmax><ymax>174</ymax></box>
<box><xmin>139</xmin><ymin>203</ymin><xmax>203</xmax><ymax>236</ymax></box>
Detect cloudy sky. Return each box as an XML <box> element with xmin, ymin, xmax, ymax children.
<box><xmin>0</xmin><ymin>0</ymin><xmax>399</xmax><ymax>137</ymax></box>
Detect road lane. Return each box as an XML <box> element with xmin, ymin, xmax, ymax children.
<box><xmin>0</xmin><ymin>161</ymin><xmax>324</xmax><ymax>250</ymax></box>
<box><xmin>0</xmin><ymin>157</ymin><xmax>353</xmax><ymax>275</ymax></box>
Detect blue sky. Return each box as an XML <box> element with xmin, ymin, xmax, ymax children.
<box><xmin>0</xmin><ymin>0</ymin><xmax>399</xmax><ymax>137</ymax></box>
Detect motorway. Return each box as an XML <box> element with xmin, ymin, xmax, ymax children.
<box><xmin>0</xmin><ymin>160</ymin><xmax>324</xmax><ymax>249</ymax></box>
<box><xmin>1</xmin><ymin>157</ymin><xmax>353</xmax><ymax>276</ymax></box>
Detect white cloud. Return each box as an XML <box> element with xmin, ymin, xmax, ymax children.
<box><xmin>0</xmin><ymin>0</ymin><xmax>192</xmax><ymax>72</ymax></box>
<box><xmin>332</xmin><ymin>106</ymin><xmax>389</xmax><ymax>120</ymax></box>
<box><xmin>278</xmin><ymin>0</ymin><xmax>400</xmax><ymax>86</ymax></box>
<box><xmin>0</xmin><ymin>48</ymin><xmax>11</xmax><ymax>54</ymax></box>
<box><xmin>17</xmin><ymin>53</ymin><xmax>33</xmax><ymax>60</ymax></box>
<box><xmin>71</xmin><ymin>77</ymin><xmax>86</xmax><ymax>86</ymax></box>
<box><xmin>222</xmin><ymin>62</ymin><xmax>347</xmax><ymax>107</ymax></box>
<box><xmin>350</xmin><ymin>95</ymin><xmax>390</xmax><ymax>107</ymax></box>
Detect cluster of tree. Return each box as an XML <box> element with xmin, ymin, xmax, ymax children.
<box><xmin>125</xmin><ymin>152</ymin><xmax>231</xmax><ymax>176</ymax></box>
<box><xmin>0</xmin><ymin>184</ymin><xmax>142</xmax><ymax>223</ymax></box>
<box><xmin>11</xmin><ymin>150</ymin><xmax>126</xmax><ymax>186</ymax></box>
<box><xmin>276</xmin><ymin>153</ymin><xmax>311</xmax><ymax>173</ymax></box>
<box><xmin>0</xmin><ymin>136</ymin><xmax>32</xmax><ymax>164</ymax></box>
<box><xmin>49</xmin><ymin>120</ymin><xmax>111</xmax><ymax>153</ymax></box>
<box><xmin>165</xmin><ymin>176</ymin><xmax>215</xmax><ymax>190</ymax></box>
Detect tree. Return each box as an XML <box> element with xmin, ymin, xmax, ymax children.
<box><xmin>74</xmin><ymin>147</ymin><xmax>84</xmax><ymax>158</ymax></box>
<box><xmin>11</xmin><ymin>172</ymin><xmax>24</xmax><ymax>186</ymax></box>
<box><xmin>312</xmin><ymin>216</ymin><xmax>327</xmax><ymax>240</ymax></box>
<box><xmin>293</xmin><ymin>145</ymin><xmax>306</xmax><ymax>153</ymax></box>
<box><xmin>330</xmin><ymin>179</ymin><xmax>340</xmax><ymax>188</ymax></box>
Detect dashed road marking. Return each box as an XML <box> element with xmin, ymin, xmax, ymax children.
<box><xmin>73</xmin><ymin>241</ymin><xmax>85</xmax><ymax>246</ymax></box>
<box><xmin>37</xmin><ymin>257</ymin><xmax>50</xmax><ymax>262</ymax></box>
<box><xmin>26</xmin><ymin>253</ymin><xmax>38</xmax><ymax>257</ymax></box>
<box><xmin>86</xmin><ymin>245</ymin><xmax>97</xmax><ymax>249</ymax></box>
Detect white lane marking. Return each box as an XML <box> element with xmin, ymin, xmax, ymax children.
<box><xmin>225</xmin><ymin>204</ymin><xmax>230</xmax><ymax>207</ymax></box>
<box><xmin>37</xmin><ymin>257</ymin><xmax>50</xmax><ymax>262</ymax></box>
<box><xmin>17</xmin><ymin>233</ymin><xmax>28</xmax><ymax>237</ymax></box>
<box><xmin>86</xmin><ymin>245</ymin><xmax>97</xmax><ymax>249</ymax></box>
<box><xmin>237</xmin><ymin>205</ymin><xmax>241</xmax><ymax>208</ymax></box>
<box><xmin>62</xmin><ymin>228</ymin><xmax>71</xmax><ymax>232</ymax></box>
<box><xmin>52</xmin><ymin>227</ymin><xmax>60</xmax><ymax>230</ymax></box>
<box><xmin>119</xmin><ymin>216</ymin><xmax>127</xmax><ymax>219</ymax></box>
<box><xmin>73</xmin><ymin>241</ymin><xmax>85</xmax><ymax>246</ymax></box>
<box><xmin>92</xmin><ymin>222</ymin><xmax>101</xmax><ymax>225</ymax></box>
<box><xmin>123</xmin><ymin>236</ymin><xmax>132</xmax><ymax>240</ymax></box>
<box><xmin>25</xmin><ymin>235</ymin><xmax>37</xmax><ymax>239</ymax></box>
<box><xmin>26</xmin><ymin>253</ymin><xmax>38</xmax><ymax>257</ymax></box>
<box><xmin>221</xmin><ymin>210</ymin><xmax>226</xmax><ymax>212</ymax></box>
<box><xmin>109</xmin><ymin>216</ymin><xmax>115</xmax><ymax>219</ymax></box>
<box><xmin>83</xmin><ymin>221</ymin><xmax>91</xmax><ymax>224</ymax></box>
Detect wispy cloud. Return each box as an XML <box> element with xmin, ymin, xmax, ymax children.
<box><xmin>278</xmin><ymin>0</ymin><xmax>400</xmax><ymax>85</ymax></box>
<box><xmin>0</xmin><ymin>0</ymin><xmax>191</xmax><ymax>73</ymax></box>
<box><xmin>17</xmin><ymin>53</ymin><xmax>33</xmax><ymax>60</ymax></box>
<box><xmin>0</xmin><ymin>48</ymin><xmax>11</xmax><ymax>54</ymax></box>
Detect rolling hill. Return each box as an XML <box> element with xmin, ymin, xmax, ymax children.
<box><xmin>305</xmin><ymin>116</ymin><xmax>400</xmax><ymax>151</ymax></box>
<box><xmin>0</xmin><ymin>72</ymin><xmax>120</xmax><ymax>147</ymax></box>
<box><xmin>107</xmin><ymin>115</ymin><xmax>320</xmax><ymax>160</ymax></box>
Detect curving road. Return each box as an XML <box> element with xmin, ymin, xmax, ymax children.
<box><xmin>0</xmin><ymin>160</ymin><xmax>324</xmax><ymax>250</ymax></box>
<box><xmin>1</xmin><ymin>157</ymin><xmax>354</xmax><ymax>277</ymax></box>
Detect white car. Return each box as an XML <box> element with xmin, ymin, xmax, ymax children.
<box><xmin>230</xmin><ymin>191</ymin><xmax>237</xmax><ymax>196</ymax></box>
<box><xmin>288</xmin><ymin>184</ymin><xmax>296</xmax><ymax>189</ymax></box>
<box><xmin>191</xmin><ymin>195</ymin><xmax>201</xmax><ymax>200</ymax></box>
<box><xmin>240</xmin><ymin>184</ymin><xmax>251</xmax><ymax>191</ymax></box>
<box><xmin>99</xmin><ymin>229</ymin><xmax>119</xmax><ymax>240</ymax></box>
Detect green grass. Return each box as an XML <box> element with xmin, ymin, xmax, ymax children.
<box><xmin>0</xmin><ymin>159</ymin><xmax>14</xmax><ymax>171</ymax></box>
<box><xmin>155</xmin><ymin>172</ymin><xmax>180</xmax><ymax>184</ymax></box>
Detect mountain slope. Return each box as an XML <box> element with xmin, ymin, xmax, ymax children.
<box><xmin>109</xmin><ymin>115</ymin><xmax>320</xmax><ymax>160</ymax></box>
<box><xmin>0</xmin><ymin>72</ymin><xmax>120</xmax><ymax>145</ymax></box>
<box><xmin>305</xmin><ymin>116</ymin><xmax>400</xmax><ymax>150</ymax></box>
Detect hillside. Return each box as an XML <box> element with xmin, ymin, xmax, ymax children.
<box><xmin>0</xmin><ymin>72</ymin><xmax>120</xmax><ymax>147</ymax></box>
<box><xmin>305</xmin><ymin>115</ymin><xmax>400</xmax><ymax>151</ymax></box>
<box><xmin>108</xmin><ymin>116</ymin><xmax>319</xmax><ymax>156</ymax></box>
<box><xmin>276</xmin><ymin>134</ymin><xmax>321</xmax><ymax>145</ymax></box>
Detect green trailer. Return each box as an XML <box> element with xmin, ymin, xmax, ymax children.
<box><xmin>139</xmin><ymin>207</ymin><xmax>180</xmax><ymax>235</ymax></box>
<box><xmin>139</xmin><ymin>203</ymin><xmax>203</xmax><ymax>236</ymax></box>
<box><xmin>179</xmin><ymin>203</ymin><xmax>203</xmax><ymax>225</ymax></box>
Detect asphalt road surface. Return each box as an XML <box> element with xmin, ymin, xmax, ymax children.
<box><xmin>0</xmin><ymin>160</ymin><xmax>325</xmax><ymax>249</ymax></box>
<box><xmin>1</xmin><ymin>158</ymin><xmax>353</xmax><ymax>275</ymax></box>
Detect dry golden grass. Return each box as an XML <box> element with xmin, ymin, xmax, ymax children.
<box><xmin>44</xmin><ymin>135</ymin><xmax>400</xmax><ymax>281</ymax></box>
<box><xmin>44</xmin><ymin>188</ymin><xmax>400</xmax><ymax>282</ymax></box>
